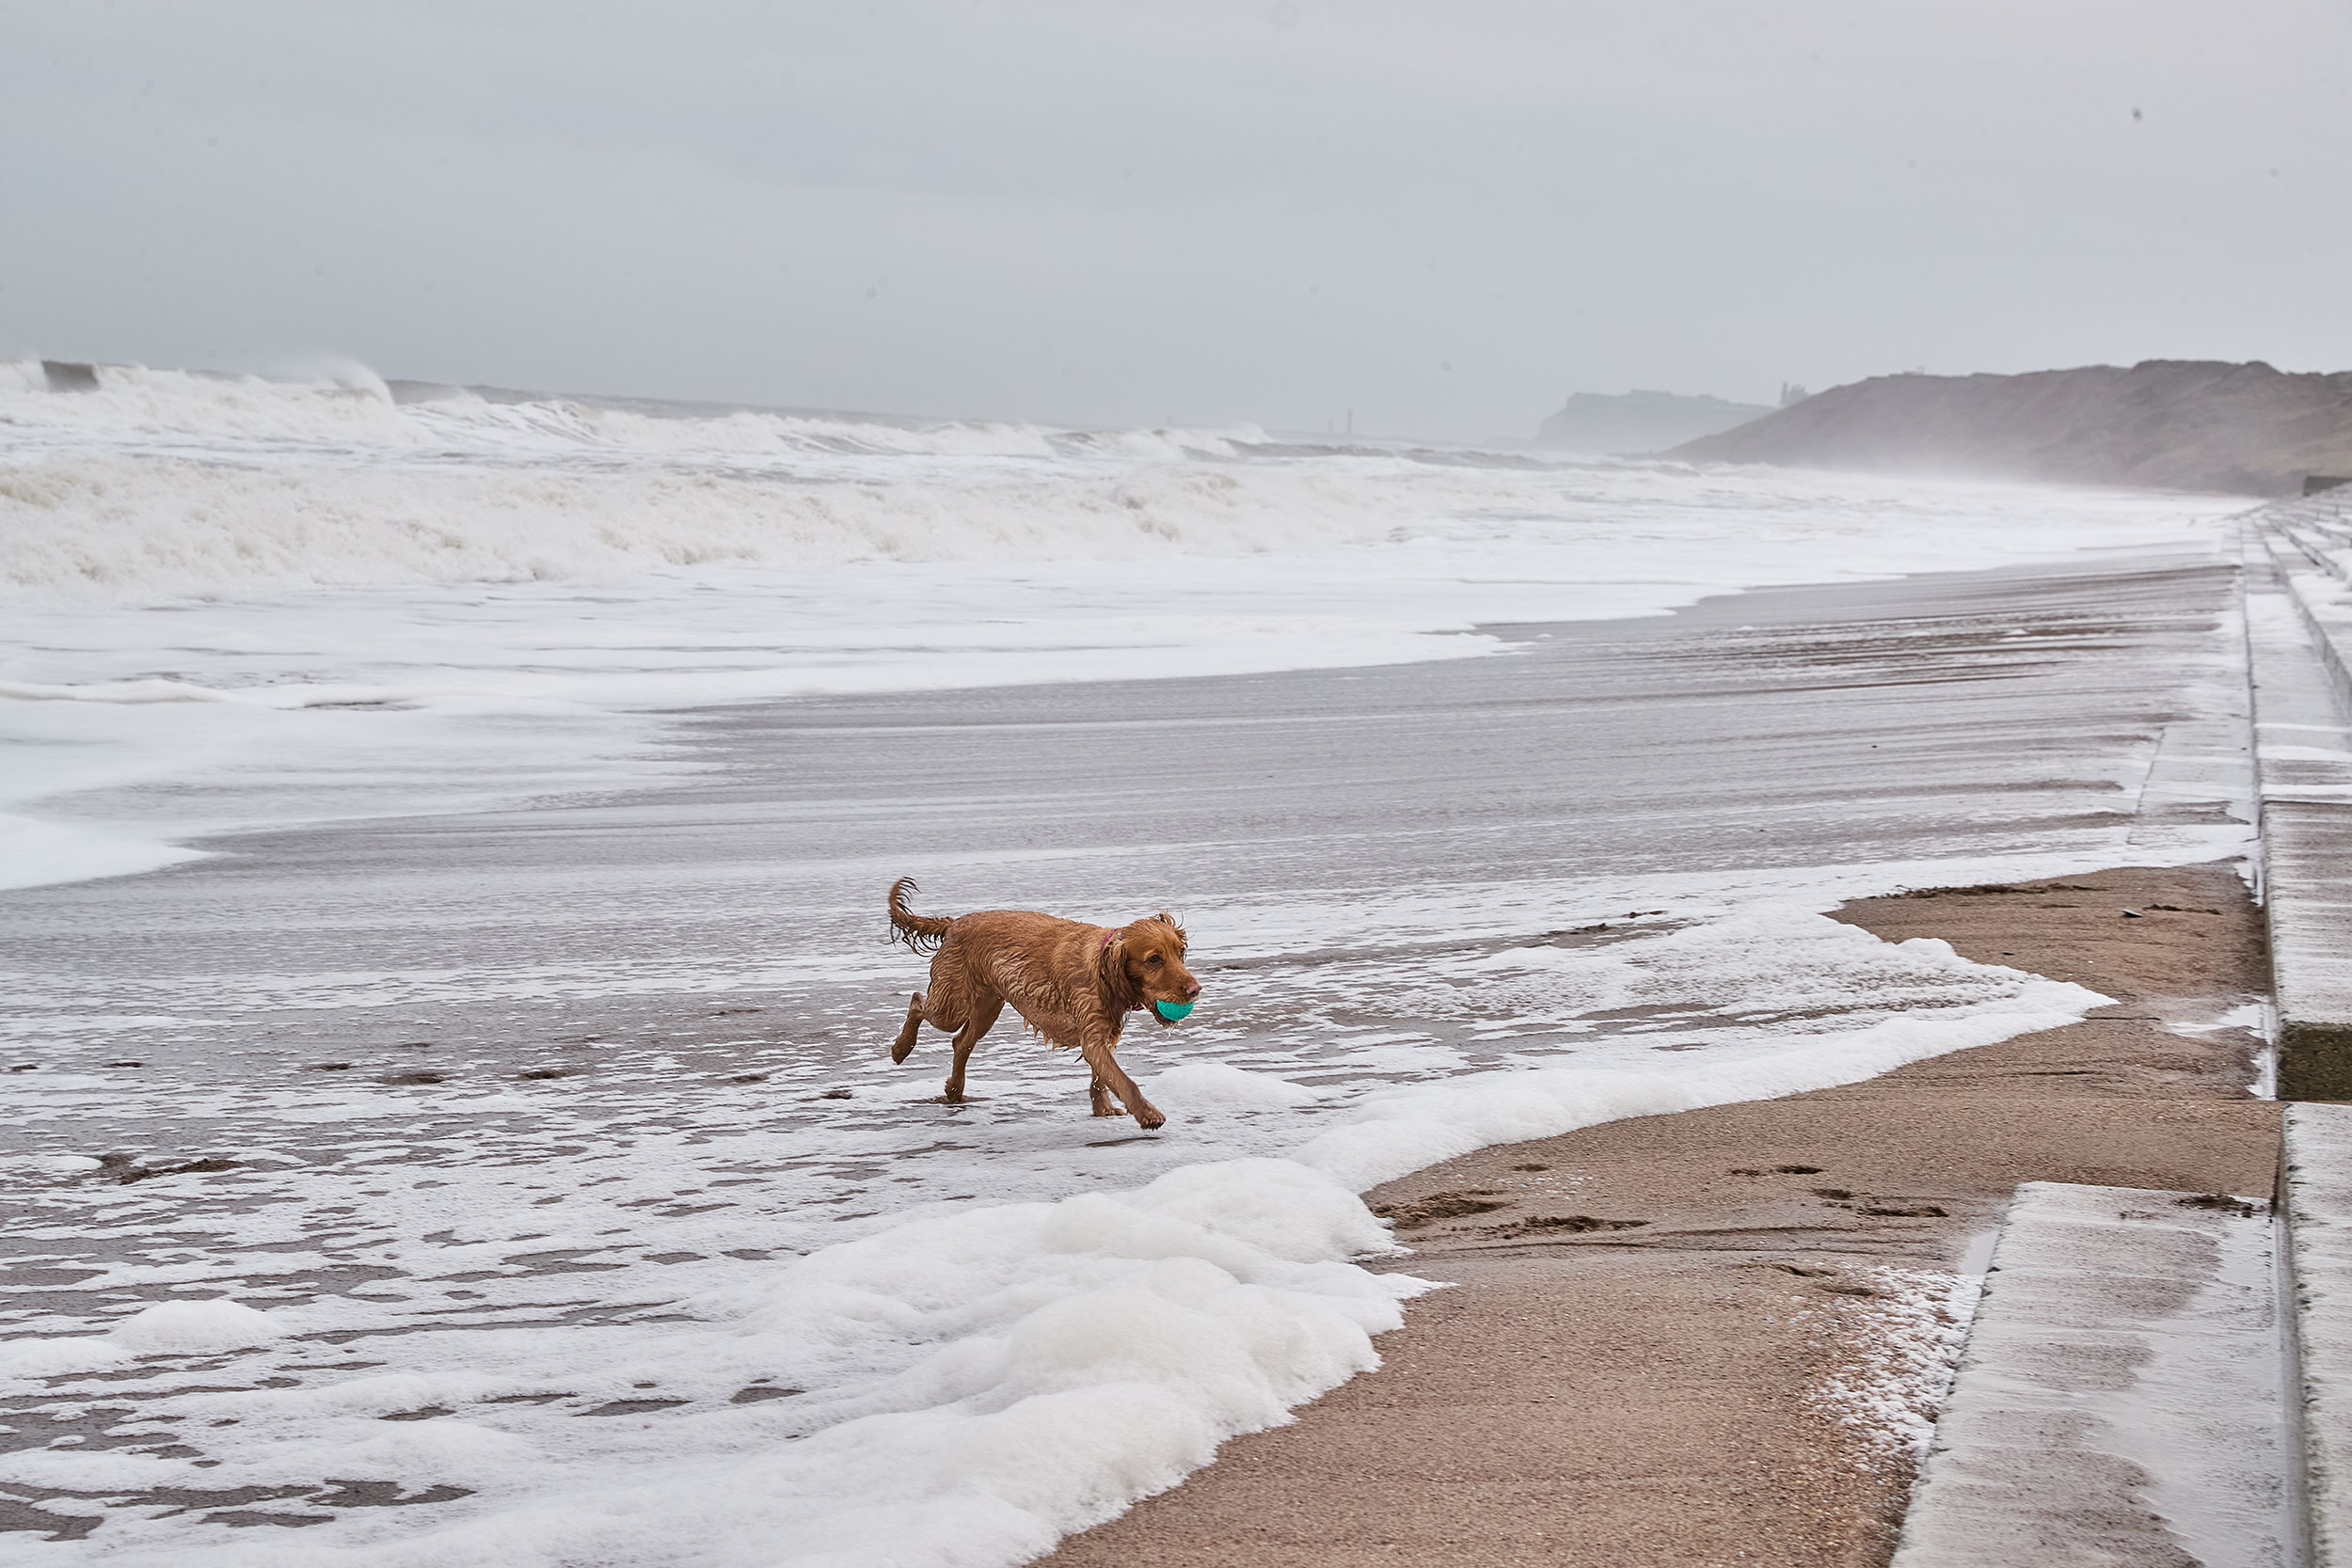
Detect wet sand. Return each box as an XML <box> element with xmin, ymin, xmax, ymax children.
<box><xmin>1042</xmin><ymin>863</ymin><xmax>2277</xmax><ymax>1567</ymax></box>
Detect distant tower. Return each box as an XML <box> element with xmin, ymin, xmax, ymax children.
<box><xmin>1779</xmin><ymin>382</ymin><xmax>1809</xmax><ymax>407</ymax></box>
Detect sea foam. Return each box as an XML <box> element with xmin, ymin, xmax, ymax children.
<box><xmin>3</xmin><ymin>920</ymin><xmax>2114</xmax><ymax>1567</ymax></box>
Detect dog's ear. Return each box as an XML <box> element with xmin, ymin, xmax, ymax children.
<box><xmin>1099</xmin><ymin>928</ymin><xmax>1142</xmax><ymax>1010</ymax></box>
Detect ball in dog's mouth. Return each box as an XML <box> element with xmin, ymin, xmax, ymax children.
<box><xmin>1152</xmin><ymin>999</ymin><xmax>1194</xmax><ymax>1022</ymax></box>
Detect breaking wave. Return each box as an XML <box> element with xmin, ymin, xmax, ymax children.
<box><xmin>0</xmin><ymin>361</ymin><xmax>1577</xmax><ymax>597</ymax></box>
<box><xmin>0</xmin><ymin>360</ymin><xmax>2236</xmax><ymax>605</ymax></box>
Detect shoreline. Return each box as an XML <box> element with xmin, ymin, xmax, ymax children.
<box><xmin>1041</xmin><ymin>863</ymin><xmax>2277</xmax><ymax>1566</ymax></box>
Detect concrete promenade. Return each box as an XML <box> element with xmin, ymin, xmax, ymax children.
<box><xmin>1889</xmin><ymin>494</ymin><xmax>2352</xmax><ymax>1568</ymax></box>
<box><xmin>2246</xmin><ymin>489</ymin><xmax>2352</xmax><ymax>1567</ymax></box>
<box><xmin>2247</xmin><ymin>493</ymin><xmax>2352</xmax><ymax>1097</ymax></box>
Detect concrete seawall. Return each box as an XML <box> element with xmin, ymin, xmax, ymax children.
<box><xmin>2243</xmin><ymin>490</ymin><xmax>2352</xmax><ymax>1099</ymax></box>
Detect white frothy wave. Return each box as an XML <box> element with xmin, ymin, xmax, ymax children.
<box><xmin>0</xmin><ymin>362</ymin><xmax>1305</xmax><ymax>595</ymax></box>
<box><xmin>0</xmin><ymin>359</ymin><xmax>2226</xmax><ymax>600</ymax></box>
<box><xmin>0</xmin><ymin>451</ymin><xmax>1415</xmax><ymax>594</ymax></box>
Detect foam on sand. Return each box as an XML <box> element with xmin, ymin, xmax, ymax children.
<box><xmin>1297</xmin><ymin>966</ymin><xmax>2103</xmax><ymax>1191</ymax></box>
<box><xmin>0</xmin><ymin>1298</ymin><xmax>283</xmax><ymax>1383</ymax></box>
<box><xmin>6</xmin><ymin>1160</ymin><xmax>1421</xmax><ymax>1567</ymax></box>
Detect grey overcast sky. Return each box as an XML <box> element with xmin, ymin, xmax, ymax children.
<box><xmin>4</xmin><ymin>1</ymin><xmax>2349</xmax><ymax>439</ymax></box>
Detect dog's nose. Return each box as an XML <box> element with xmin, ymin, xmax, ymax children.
<box><xmin>1183</xmin><ymin>979</ymin><xmax>1201</xmax><ymax>999</ymax></box>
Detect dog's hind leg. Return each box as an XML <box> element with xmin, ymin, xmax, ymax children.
<box><xmin>890</xmin><ymin>993</ymin><xmax>925</xmax><ymax>1063</ymax></box>
<box><xmin>894</xmin><ymin>944</ymin><xmax>972</xmax><ymax>1065</ymax></box>
<box><xmin>943</xmin><ymin>994</ymin><xmax>1003</xmax><ymax>1103</ymax></box>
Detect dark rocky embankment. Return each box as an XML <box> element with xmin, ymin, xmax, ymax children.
<box><xmin>1669</xmin><ymin>359</ymin><xmax>2352</xmax><ymax>496</ymax></box>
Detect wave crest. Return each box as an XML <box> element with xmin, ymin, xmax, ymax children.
<box><xmin>0</xmin><ymin>450</ymin><xmax>1472</xmax><ymax>596</ymax></box>
<box><xmin>0</xmin><ymin>359</ymin><xmax>1258</xmax><ymax>463</ymax></box>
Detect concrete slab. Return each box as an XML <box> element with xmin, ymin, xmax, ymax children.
<box><xmin>2244</xmin><ymin>519</ymin><xmax>2352</xmax><ymax>1097</ymax></box>
<box><xmin>1891</xmin><ymin>1181</ymin><xmax>2293</xmax><ymax>1568</ymax></box>
<box><xmin>2286</xmin><ymin>1103</ymin><xmax>2352</xmax><ymax>1566</ymax></box>
<box><xmin>2276</xmin><ymin>556</ymin><xmax>2352</xmax><ymax>719</ymax></box>
<box><xmin>2270</xmin><ymin>489</ymin><xmax>2352</xmax><ymax>588</ymax></box>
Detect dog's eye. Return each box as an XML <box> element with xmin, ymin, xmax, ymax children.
<box><xmin>1146</xmin><ymin>954</ymin><xmax>1163</xmax><ymax>966</ymax></box>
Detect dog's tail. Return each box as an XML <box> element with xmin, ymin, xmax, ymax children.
<box><xmin>888</xmin><ymin>877</ymin><xmax>953</xmax><ymax>954</ymax></box>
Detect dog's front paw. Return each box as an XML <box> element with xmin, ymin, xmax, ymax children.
<box><xmin>1135</xmin><ymin>1107</ymin><xmax>1167</xmax><ymax>1131</ymax></box>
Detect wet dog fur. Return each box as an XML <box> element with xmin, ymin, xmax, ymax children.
<box><xmin>885</xmin><ymin>878</ymin><xmax>1200</xmax><ymax>1129</ymax></box>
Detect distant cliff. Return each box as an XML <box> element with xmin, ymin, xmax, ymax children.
<box><xmin>1666</xmin><ymin>360</ymin><xmax>2352</xmax><ymax>497</ymax></box>
<box><xmin>1536</xmin><ymin>388</ymin><xmax>1774</xmax><ymax>453</ymax></box>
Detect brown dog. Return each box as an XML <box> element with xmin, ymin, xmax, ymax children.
<box><xmin>885</xmin><ymin>878</ymin><xmax>1200</xmax><ymax>1129</ymax></box>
